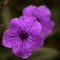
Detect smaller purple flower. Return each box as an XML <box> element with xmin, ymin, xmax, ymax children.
<box><xmin>2</xmin><ymin>16</ymin><xmax>45</xmax><ymax>59</ymax></box>
<box><xmin>23</xmin><ymin>5</ymin><xmax>55</xmax><ymax>35</ymax></box>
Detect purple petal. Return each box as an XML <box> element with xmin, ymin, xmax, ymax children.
<box><xmin>12</xmin><ymin>39</ymin><xmax>32</xmax><ymax>59</ymax></box>
<box><xmin>29</xmin><ymin>21</ymin><xmax>41</xmax><ymax>33</ymax></box>
<box><xmin>28</xmin><ymin>21</ymin><xmax>45</xmax><ymax>50</ymax></box>
<box><xmin>41</xmin><ymin>19</ymin><xmax>55</xmax><ymax>35</ymax></box>
<box><xmin>28</xmin><ymin>36</ymin><xmax>45</xmax><ymax>50</ymax></box>
<box><xmin>23</xmin><ymin>5</ymin><xmax>37</xmax><ymax>16</ymax></box>
<box><xmin>2</xmin><ymin>28</ymin><xmax>19</xmax><ymax>48</ymax></box>
<box><xmin>37</xmin><ymin>5</ymin><xmax>51</xmax><ymax>20</ymax></box>
<box><xmin>10</xmin><ymin>18</ymin><xmax>20</xmax><ymax>28</ymax></box>
<box><xmin>19</xmin><ymin>16</ymin><xmax>36</xmax><ymax>32</ymax></box>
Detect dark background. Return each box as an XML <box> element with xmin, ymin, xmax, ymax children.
<box><xmin>0</xmin><ymin>0</ymin><xmax>60</xmax><ymax>60</ymax></box>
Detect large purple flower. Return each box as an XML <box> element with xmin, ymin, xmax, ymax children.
<box><xmin>2</xmin><ymin>5</ymin><xmax>55</xmax><ymax>59</ymax></box>
<box><xmin>2</xmin><ymin>16</ymin><xmax>45</xmax><ymax>59</ymax></box>
<box><xmin>23</xmin><ymin>5</ymin><xmax>55</xmax><ymax>35</ymax></box>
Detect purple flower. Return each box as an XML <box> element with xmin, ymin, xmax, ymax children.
<box><xmin>2</xmin><ymin>16</ymin><xmax>45</xmax><ymax>59</ymax></box>
<box><xmin>2</xmin><ymin>5</ymin><xmax>55</xmax><ymax>59</ymax></box>
<box><xmin>23</xmin><ymin>5</ymin><xmax>55</xmax><ymax>35</ymax></box>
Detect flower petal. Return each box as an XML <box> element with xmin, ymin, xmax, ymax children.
<box><xmin>12</xmin><ymin>39</ymin><xmax>32</xmax><ymax>59</ymax></box>
<box><xmin>2</xmin><ymin>28</ymin><xmax>19</xmax><ymax>48</ymax></box>
<box><xmin>38</xmin><ymin>5</ymin><xmax>51</xmax><ymax>20</ymax></box>
<box><xmin>10</xmin><ymin>18</ymin><xmax>20</xmax><ymax>28</ymax></box>
<box><xmin>41</xmin><ymin>19</ymin><xmax>55</xmax><ymax>35</ymax></box>
<box><xmin>28</xmin><ymin>21</ymin><xmax>45</xmax><ymax>50</ymax></box>
<box><xmin>28</xmin><ymin>36</ymin><xmax>45</xmax><ymax>50</ymax></box>
<box><xmin>23</xmin><ymin>5</ymin><xmax>37</xmax><ymax>16</ymax></box>
<box><xmin>19</xmin><ymin>16</ymin><xmax>36</xmax><ymax>32</ymax></box>
<box><xmin>29</xmin><ymin>21</ymin><xmax>41</xmax><ymax>34</ymax></box>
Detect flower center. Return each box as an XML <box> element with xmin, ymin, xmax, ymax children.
<box><xmin>20</xmin><ymin>32</ymin><xmax>28</xmax><ymax>41</ymax></box>
<box><xmin>37</xmin><ymin>18</ymin><xmax>40</xmax><ymax>22</ymax></box>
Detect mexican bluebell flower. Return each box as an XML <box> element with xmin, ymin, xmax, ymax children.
<box><xmin>2</xmin><ymin>5</ymin><xmax>55</xmax><ymax>59</ymax></box>
<box><xmin>23</xmin><ymin>5</ymin><xmax>55</xmax><ymax>35</ymax></box>
<box><xmin>2</xmin><ymin>16</ymin><xmax>45</xmax><ymax>59</ymax></box>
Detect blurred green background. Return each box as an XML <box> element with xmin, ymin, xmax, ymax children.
<box><xmin>0</xmin><ymin>0</ymin><xmax>60</xmax><ymax>60</ymax></box>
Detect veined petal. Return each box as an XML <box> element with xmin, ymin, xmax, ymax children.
<box><xmin>19</xmin><ymin>16</ymin><xmax>36</xmax><ymax>32</ymax></box>
<box><xmin>12</xmin><ymin>39</ymin><xmax>32</xmax><ymax>59</ymax></box>
<box><xmin>29</xmin><ymin>21</ymin><xmax>41</xmax><ymax>33</ymax></box>
<box><xmin>28</xmin><ymin>21</ymin><xmax>45</xmax><ymax>50</ymax></box>
<box><xmin>2</xmin><ymin>28</ymin><xmax>19</xmax><ymax>48</ymax></box>
<box><xmin>28</xmin><ymin>36</ymin><xmax>45</xmax><ymax>50</ymax></box>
